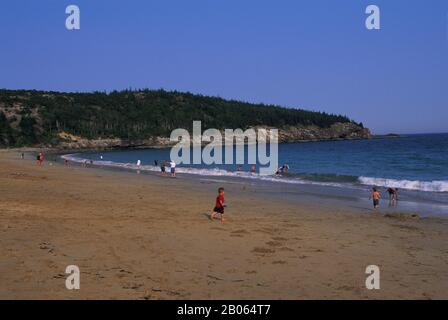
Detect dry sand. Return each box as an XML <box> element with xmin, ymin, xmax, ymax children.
<box><xmin>0</xmin><ymin>150</ymin><xmax>447</xmax><ymax>299</ymax></box>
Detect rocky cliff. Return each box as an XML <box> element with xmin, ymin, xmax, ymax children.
<box><xmin>55</xmin><ymin>122</ymin><xmax>371</xmax><ymax>150</ymax></box>
<box><xmin>277</xmin><ymin>122</ymin><xmax>371</xmax><ymax>143</ymax></box>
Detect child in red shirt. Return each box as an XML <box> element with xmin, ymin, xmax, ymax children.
<box><xmin>211</xmin><ymin>187</ymin><xmax>225</xmax><ymax>222</ymax></box>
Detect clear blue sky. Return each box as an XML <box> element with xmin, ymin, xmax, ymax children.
<box><xmin>0</xmin><ymin>0</ymin><xmax>447</xmax><ymax>134</ymax></box>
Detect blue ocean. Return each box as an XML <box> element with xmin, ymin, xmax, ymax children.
<box><xmin>63</xmin><ymin>133</ymin><xmax>448</xmax><ymax>215</ymax></box>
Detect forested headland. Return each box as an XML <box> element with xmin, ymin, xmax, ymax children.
<box><xmin>0</xmin><ymin>89</ymin><xmax>367</xmax><ymax>147</ymax></box>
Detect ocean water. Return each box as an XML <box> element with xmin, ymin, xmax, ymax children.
<box><xmin>63</xmin><ymin>133</ymin><xmax>448</xmax><ymax>214</ymax></box>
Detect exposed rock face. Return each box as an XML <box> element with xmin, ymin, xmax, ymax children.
<box><xmin>57</xmin><ymin>135</ymin><xmax>172</xmax><ymax>150</ymax></box>
<box><xmin>56</xmin><ymin>122</ymin><xmax>371</xmax><ymax>150</ymax></box>
<box><xmin>278</xmin><ymin>122</ymin><xmax>371</xmax><ymax>143</ymax></box>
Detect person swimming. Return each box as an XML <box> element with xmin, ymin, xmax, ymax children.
<box><xmin>275</xmin><ymin>164</ymin><xmax>290</xmax><ymax>175</ymax></box>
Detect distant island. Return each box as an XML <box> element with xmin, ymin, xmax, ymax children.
<box><xmin>372</xmin><ymin>133</ymin><xmax>401</xmax><ymax>139</ymax></box>
<box><xmin>0</xmin><ymin>89</ymin><xmax>371</xmax><ymax>149</ymax></box>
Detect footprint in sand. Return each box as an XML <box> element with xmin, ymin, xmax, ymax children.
<box><xmin>39</xmin><ymin>242</ymin><xmax>56</xmax><ymax>254</ymax></box>
<box><xmin>266</xmin><ymin>241</ymin><xmax>283</xmax><ymax>247</ymax></box>
<box><xmin>122</xmin><ymin>282</ymin><xmax>143</xmax><ymax>290</ymax></box>
<box><xmin>252</xmin><ymin>247</ymin><xmax>275</xmax><ymax>254</ymax></box>
<box><xmin>231</xmin><ymin>229</ymin><xmax>249</xmax><ymax>235</ymax></box>
<box><xmin>255</xmin><ymin>227</ymin><xmax>279</xmax><ymax>235</ymax></box>
<box><xmin>278</xmin><ymin>247</ymin><xmax>295</xmax><ymax>252</ymax></box>
<box><xmin>272</xmin><ymin>236</ymin><xmax>287</xmax><ymax>241</ymax></box>
<box><xmin>284</xmin><ymin>223</ymin><xmax>300</xmax><ymax>228</ymax></box>
<box><xmin>117</xmin><ymin>269</ymin><xmax>133</xmax><ymax>279</ymax></box>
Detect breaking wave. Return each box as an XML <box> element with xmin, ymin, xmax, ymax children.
<box><xmin>358</xmin><ymin>176</ymin><xmax>448</xmax><ymax>193</ymax></box>
<box><xmin>61</xmin><ymin>154</ymin><xmax>448</xmax><ymax>193</ymax></box>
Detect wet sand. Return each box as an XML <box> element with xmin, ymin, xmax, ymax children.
<box><xmin>0</xmin><ymin>150</ymin><xmax>447</xmax><ymax>299</ymax></box>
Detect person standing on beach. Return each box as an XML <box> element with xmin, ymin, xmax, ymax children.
<box><xmin>387</xmin><ymin>187</ymin><xmax>398</xmax><ymax>206</ymax></box>
<box><xmin>369</xmin><ymin>188</ymin><xmax>381</xmax><ymax>209</ymax></box>
<box><xmin>211</xmin><ymin>187</ymin><xmax>225</xmax><ymax>222</ymax></box>
<box><xmin>136</xmin><ymin>159</ymin><xmax>141</xmax><ymax>174</ymax></box>
<box><xmin>37</xmin><ymin>152</ymin><xmax>44</xmax><ymax>165</ymax></box>
<box><xmin>170</xmin><ymin>160</ymin><xmax>176</xmax><ymax>177</ymax></box>
<box><xmin>160</xmin><ymin>161</ymin><xmax>166</xmax><ymax>176</ymax></box>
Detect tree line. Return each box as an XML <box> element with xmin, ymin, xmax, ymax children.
<box><xmin>0</xmin><ymin>89</ymin><xmax>362</xmax><ymax>147</ymax></box>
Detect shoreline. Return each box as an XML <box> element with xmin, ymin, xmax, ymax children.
<box><xmin>1</xmin><ymin>149</ymin><xmax>448</xmax><ymax>299</ymax></box>
<box><xmin>8</xmin><ymin>146</ymin><xmax>448</xmax><ymax>218</ymax></box>
<box><xmin>59</xmin><ymin>148</ymin><xmax>448</xmax><ymax>218</ymax></box>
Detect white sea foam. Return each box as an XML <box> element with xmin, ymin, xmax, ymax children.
<box><xmin>61</xmin><ymin>154</ymin><xmax>448</xmax><ymax>193</ymax></box>
<box><xmin>358</xmin><ymin>176</ymin><xmax>448</xmax><ymax>193</ymax></box>
<box><xmin>61</xmin><ymin>154</ymin><xmax>348</xmax><ymax>187</ymax></box>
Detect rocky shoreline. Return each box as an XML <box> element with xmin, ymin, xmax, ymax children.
<box><xmin>1</xmin><ymin>122</ymin><xmax>371</xmax><ymax>153</ymax></box>
<box><xmin>51</xmin><ymin>122</ymin><xmax>371</xmax><ymax>150</ymax></box>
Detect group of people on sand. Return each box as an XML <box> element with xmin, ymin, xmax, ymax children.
<box><xmin>369</xmin><ymin>187</ymin><xmax>399</xmax><ymax>209</ymax></box>
<box><xmin>82</xmin><ymin>159</ymin><xmax>94</xmax><ymax>167</ymax></box>
<box><xmin>154</xmin><ymin>159</ymin><xmax>176</xmax><ymax>177</ymax></box>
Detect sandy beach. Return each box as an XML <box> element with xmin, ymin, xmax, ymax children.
<box><xmin>0</xmin><ymin>149</ymin><xmax>447</xmax><ymax>300</ymax></box>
